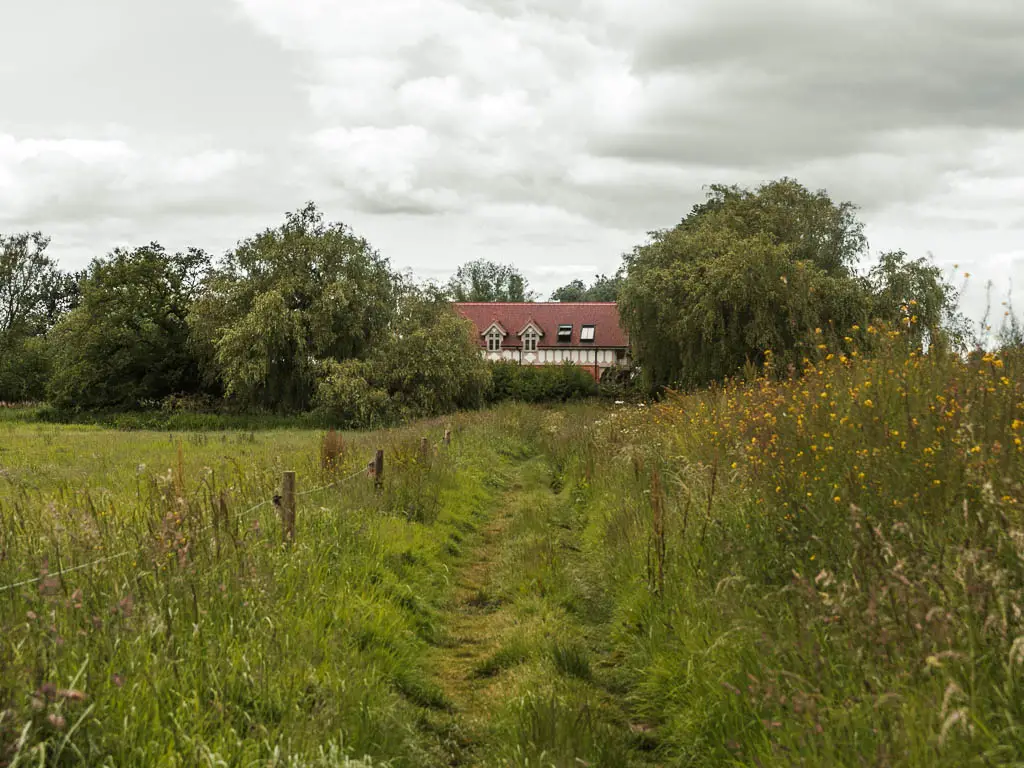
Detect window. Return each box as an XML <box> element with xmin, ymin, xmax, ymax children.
<box><xmin>487</xmin><ymin>329</ymin><xmax>503</xmax><ymax>352</ymax></box>
<box><xmin>523</xmin><ymin>329</ymin><xmax>539</xmax><ymax>352</ymax></box>
<box><xmin>557</xmin><ymin>324</ymin><xmax>572</xmax><ymax>343</ymax></box>
<box><xmin>580</xmin><ymin>325</ymin><xmax>595</xmax><ymax>342</ymax></box>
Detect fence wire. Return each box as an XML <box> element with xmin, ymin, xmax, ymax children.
<box><xmin>0</xmin><ymin>461</ymin><xmax>374</xmax><ymax>595</ymax></box>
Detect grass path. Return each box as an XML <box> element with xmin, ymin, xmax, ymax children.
<box><xmin>424</xmin><ymin>453</ymin><xmax>663</xmax><ymax>767</ymax></box>
<box><xmin>435</xmin><ymin>487</ymin><xmax>518</xmax><ymax>721</ymax></box>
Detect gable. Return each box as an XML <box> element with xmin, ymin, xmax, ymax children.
<box><xmin>480</xmin><ymin>321</ymin><xmax>508</xmax><ymax>337</ymax></box>
<box><xmin>517</xmin><ymin>320</ymin><xmax>544</xmax><ymax>337</ymax></box>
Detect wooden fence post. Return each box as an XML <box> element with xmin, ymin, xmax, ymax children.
<box><xmin>374</xmin><ymin>449</ymin><xmax>384</xmax><ymax>491</ymax></box>
<box><xmin>281</xmin><ymin>471</ymin><xmax>296</xmax><ymax>543</ymax></box>
<box><xmin>420</xmin><ymin>437</ymin><xmax>430</xmax><ymax>461</ymax></box>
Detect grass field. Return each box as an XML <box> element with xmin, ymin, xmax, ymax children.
<box><xmin>3</xmin><ymin>330</ymin><xmax>1024</xmax><ymax>766</ymax></box>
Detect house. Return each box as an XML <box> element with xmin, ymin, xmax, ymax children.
<box><xmin>454</xmin><ymin>302</ymin><xmax>631</xmax><ymax>380</ymax></box>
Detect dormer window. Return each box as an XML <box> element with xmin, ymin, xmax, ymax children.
<box><xmin>523</xmin><ymin>328</ymin><xmax>539</xmax><ymax>352</ymax></box>
<box><xmin>557</xmin><ymin>325</ymin><xmax>572</xmax><ymax>343</ymax></box>
<box><xmin>580</xmin><ymin>325</ymin><xmax>595</xmax><ymax>342</ymax></box>
<box><xmin>486</xmin><ymin>328</ymin><xmax>503</xmax><ymax>352</ymax></box>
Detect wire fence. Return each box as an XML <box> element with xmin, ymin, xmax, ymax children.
<box><xmin>0</xmin><ymin>461</ymin><xmax>380</xmax><ymax>596</ymax></box>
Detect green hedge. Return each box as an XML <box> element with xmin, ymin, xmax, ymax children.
<box><xmin>487</xmin><ymin>361</ymin><xmax>599</xmax><ymax>403</ymax></box>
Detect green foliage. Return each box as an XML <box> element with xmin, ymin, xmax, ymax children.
<box><xmin>679</xmin><ymin>177</ymin><xmax>868</xmax><ymax>273</ymax></box>
<box><xmin>314</xmin><ymin>359</ymin><xmax>393</xmax><ymax>429</ymax></box>
<box><xmin>488</xmin><ymin>362</ymin><xmax>598</xmax><ymax>403</ymax></box>
<box><xmin>369</xmin><ymin>284</ymin><xmax>493</xmax><ymax>418</ymax></box>
<box><xmin>447</xmin><ymin>259</ymin><xmax>535</xmax><ymax>302</ymax></box>
<box><xmin>0</xmin><ymin>231</ymin><xmax>62</xmax><ymax>337</ymax></box>
<box><xmin>189</xmin><ymin>202</ymin><xmax>396</xmax><ymax>411</ymax></box>
<box><xmin>621</xmin><ymin>219</ymin><xmax>868</xmax><ymax>389</ymax></box>
<box><xmin>314</xmin><ymin>285</ymin><xmax>492</xmax><ymax>428</ymax></box>
<box><xmin>0</xmin><ymin>334</ymin><xmax>49</xmax><ymax>402</ymax></box>
<box><xmin>0</xmin><ymin>232</ymin><xmax>83</xmax><ymax>402</ymax></box>
<box><xmin>549</xmin><ymin>273</ymin><xmax>623</xmax><ymax>302</ymax></box>
<box><xmin>47</xmin><ymin>244</ymin><xmax>208</xmax><ymax>409</ymax></box>
<box><xmin>620</xmin><ymin>178</ymin><xmax>966</xmax><ymax>390</ymax></box>
<box><xmin>867</xmin><ymin>249</ymin><xmax>969</xmax><ymax>352</ymax></box>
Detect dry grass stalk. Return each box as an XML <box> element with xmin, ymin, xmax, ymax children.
<box><xmin>321</xmin><ymin>429</ymin><xmax>346</xmax><ymax>471</ymax></box>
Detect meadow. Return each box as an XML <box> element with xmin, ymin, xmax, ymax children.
<box><xmin>3</xmin><ymin>326</ymin><xmax>1024</xmax><ymax>766</ymax></box>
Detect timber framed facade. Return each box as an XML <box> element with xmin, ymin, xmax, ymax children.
<box><xmin>454</xmin><ymin>302</ymin><xmax>631</xmax><ymax>381</ymax></box>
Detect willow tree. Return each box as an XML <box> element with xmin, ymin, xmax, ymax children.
<box><xmin>619</xmin><ymin>179</ymin><xmax>871</xmax><ymax>390</ymax></box>
<box><xmin>189</xmin><ymin>203</ymin><xmax>397</xmax><ymax>411</ymax></box>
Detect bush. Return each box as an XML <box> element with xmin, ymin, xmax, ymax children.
<box><xmin>0</xmin><ymin>334</ymin><xmax>50</xmax><ymax>402</ymax></box>
<box><xmin>314</xmin><ymin>359</ymin><xmax>394</xmax><ymax>429</ymax></box>
<box><xmin>488</xmin><ymin>362</ymin><xmax>599</xmax><ymax>403</ymax></box>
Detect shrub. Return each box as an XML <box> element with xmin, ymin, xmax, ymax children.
<box><xmin>0</xmin><ymin>334</ymin><xmax>50</xmax><ymax>402</ymax></box>
<box><xmin>488</xmin><ymin>362</ymin><xmax>598</xmax><ymax>403</ymax></box>
<box><xmin>314</xmin><ymin>359</ymin><xmax>394</xmax><ymax>429</ymax></box>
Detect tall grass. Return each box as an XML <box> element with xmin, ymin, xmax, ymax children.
<box><xmin>0</xmin><ymin>413</ymin><xmax>513</xmax><ymax>766</ymax></box>
<box><xmin>541</xmin><ymin>328</ymin><xmax>1024</xmax><ymax>765</ymax></box>
<box><xmin>5</xmin><ymin>332</ymin><xmax>1023</xmax><ymax>765</ymax></box>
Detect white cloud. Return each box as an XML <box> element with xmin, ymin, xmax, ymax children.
<box><xmin>0</xmin><ymin>133</ymin><xmax>261</xmax><ymax>224</ymax></box>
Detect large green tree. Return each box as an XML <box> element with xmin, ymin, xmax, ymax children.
<box><xmin>189</xmin><ymin>203</ymin><xmax>397</xmax><ymax>411</ymax></box>
<box><xmin>620</xmin><ymin>179</ymin><xmax>872</xmax><ymax>389</ymax></box>
<box><xmin>315</xmin><ymin>281</ymin><xmax>491</xmax><ymax>426</ymax></box>
<box><xmin>867</xmin><ymin>250</ymin><xmax>968</xmax><ymax>352</ymax></box>
<box><xmin>678</xmin><ymin>178</ymin><xmax>868</xmax><ymax>273</ymax></box>
<box><xmin>620</xmin><ymin>180</ymin><xmax>972</xmax><ymax>390</ymax></box>
<box><xmin>550</xmin><ymin>273</ymin><xmax>623</xmax><ymax>302</ymax></box>
<box><xmin>47</xmin><ymin>244</ymin><xmax>209</xmax><ymax>409</ymax></box>
<box><xmin>0</xmin><ymin>232</ymin><xmax>60</xmax><ymax>337</ymax></box>
<box><xmin>0</xmin><ymin>232</ymin><xmax>85</xmax><ymax>401</ymax></box>
<box><xmin>446</xmin><ymin>259</ymin><xmax>535</xmax><ymax>302</ymax></box>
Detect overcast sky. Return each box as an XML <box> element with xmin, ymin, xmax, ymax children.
<box><xmin>2</xmin><ymin>0</ymin><xmax>1022</xmax><ymax>326</ymax></box>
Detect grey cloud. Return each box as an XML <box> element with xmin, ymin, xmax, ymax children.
<box><xmin>598</xmin><ymin>0</ymin><xmax>1024</xmax><ymax>168</ymax></box>
<box><xmin>1</xmin><ymin>0</ymin><xmax>1022</xmax><ymax>324</ymax></box>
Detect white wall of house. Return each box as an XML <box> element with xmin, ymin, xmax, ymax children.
<box><xmin>480</xmin><ymin>348</ymin><xmax>629</xmax><ymax>368</ymax></box>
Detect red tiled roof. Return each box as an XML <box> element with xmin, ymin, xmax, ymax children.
<box><xmin>454</xmin><ymin>302</ymin><xmax>629</xmax><ymax>349</ymax></box>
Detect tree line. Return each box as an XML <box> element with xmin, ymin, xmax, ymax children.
<box><xmin>0</xmin><ymin>178</ymin><xmax>997</xmax><ymax>419</ymax></box>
